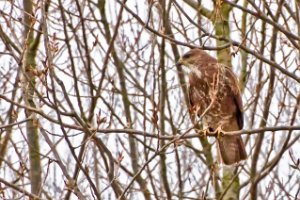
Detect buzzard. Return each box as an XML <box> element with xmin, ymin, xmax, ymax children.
<box><xmin>177</xmin><ymin>49</ymin><xmax>247</xmax><ymax>165</ymax></box>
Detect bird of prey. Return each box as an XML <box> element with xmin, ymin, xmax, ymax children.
<box><xmin>177</xmin><ymin>49</ymin><xmax>247</xmax><ymax>165</ymax></box>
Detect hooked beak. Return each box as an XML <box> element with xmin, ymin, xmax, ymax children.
<box><xmin>176</xmin><ymin>57</ymin><xmax>183</xmax><ymax>67</ymax></box>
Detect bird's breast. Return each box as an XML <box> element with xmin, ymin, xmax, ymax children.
<box><xmin>189</xmin><ymin>66</ymin><xmax>235</xmax><ymax>128</ymax></box>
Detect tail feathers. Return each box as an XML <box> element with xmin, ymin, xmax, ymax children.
<box><xmin>218</xmin><ymin>135</ymin><xmax>247</xmax><ymax>165</ymax></box>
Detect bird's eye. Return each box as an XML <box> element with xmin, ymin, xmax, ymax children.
<box><xmin>183</xmin><ymin>53</ymin><xmax>191</xmax><ymax>59</ymax></box>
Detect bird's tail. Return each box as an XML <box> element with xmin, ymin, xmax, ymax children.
<box><xmin>217</xmin><ymin>135</ymin><xmax>247</xmax><ymax>165</ymax></box>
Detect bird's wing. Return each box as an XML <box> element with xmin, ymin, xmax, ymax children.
<box><xmin>224</xmin><ymin>66</ymin><xmax>244</xmax><ymax>129</ymax></box>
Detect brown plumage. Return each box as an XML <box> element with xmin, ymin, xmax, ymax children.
<box><xmin>177</xmin><ymin>49</ymin><xmax>247</xmax><ymax>165</ymax></box>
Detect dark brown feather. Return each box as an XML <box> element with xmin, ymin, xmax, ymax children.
<box><xmin>180</xmin><ymin>49</ymin><xmax>247</xmax><ymax>165</ymax></box>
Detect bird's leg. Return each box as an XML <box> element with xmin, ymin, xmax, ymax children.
<box><xmin>202</xmin><ymin>128</ymin><xmax>208</xmax><ymax>137</ymax></box>
<box><xmin>201</xmin><ymin>127</ymin><xmax>214</xmax><ymax>137</ymax></box>
<box><xmin>214</xmin><ymin>126</ymin><xmax>224</xmax><ymax>140</ymax></box>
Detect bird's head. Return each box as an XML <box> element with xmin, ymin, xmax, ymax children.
<box><xmin>176</xmin><ymin>49</ymin><xmax>216</xmax><ymax>69</ymax></box>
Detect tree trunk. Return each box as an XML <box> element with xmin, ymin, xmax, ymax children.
<box><xmin>22</xmin><ymin>0</ymin><xmax>42</xmax><ymax>196</ymax></box>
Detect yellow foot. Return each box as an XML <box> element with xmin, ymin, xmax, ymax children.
<box><xmin>214</xmin><ymin>126</ymin><xmax>224</xmax><ymax>139</ymax></box>
<box><xmin>201</xmin><ymin>128</ymin><xmax>214</xmax><ymax>137</ymax></box>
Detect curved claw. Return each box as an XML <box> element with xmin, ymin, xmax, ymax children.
<box><xmin>201</xmin><ymin>128</ymin><xmax>213</xmax><ymax>137</ymax></box>
<box><xmin>214</xmin><ymin>126</ymin><xmax>224</xmax><ymax>139</ymax></box>
<box><xmin>203</xmin><ymin>129</ymin><xmax>208</xmax><ymax>137</ymax></box>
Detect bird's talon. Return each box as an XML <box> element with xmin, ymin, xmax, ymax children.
<box><xmin>203</xmin><ymin>129</ymin><xmax>207</xmax><ymax>137</ymax></box>
<box><xmin>201</xmin><ymin>128</ymin><xmax>212</xmax><ymax>137</ymax></box>
<box><xmin>215</xmin><ymin>127</ymin><xmax>223</xmax><ymax>139</ymax></box>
